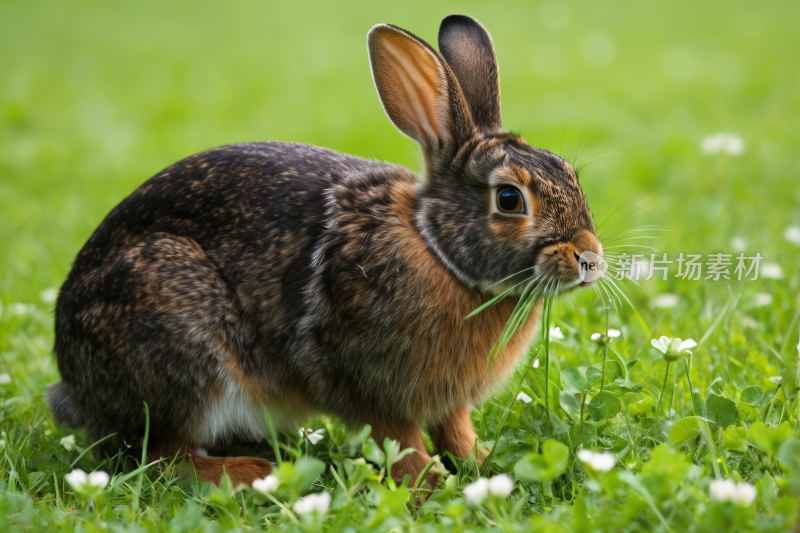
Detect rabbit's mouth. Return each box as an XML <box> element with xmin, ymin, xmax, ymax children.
<box><xmin>533</xmin><ymin>230</ymin><xmax>605</xmax><ymax>293</ymax></box>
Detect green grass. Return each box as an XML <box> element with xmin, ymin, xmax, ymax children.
<box><xmin>2</xmin><ymin>0</ymin><xmax>800</xmax><ymax>531</ymax></box>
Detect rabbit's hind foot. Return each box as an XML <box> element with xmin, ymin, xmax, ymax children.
<box><xmin>149</xmin><ymin>446</ymin><xmax>273</xmax><ymax>488</ymax></box>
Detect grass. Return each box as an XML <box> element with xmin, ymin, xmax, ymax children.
<box><xmin>2</xmin><ymin>0</ymin><xmax>800</xmax><ymax>531</ymax></box>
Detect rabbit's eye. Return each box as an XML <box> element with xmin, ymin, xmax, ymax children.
<box><xmin>496</xmin><ymin>187</ymin><xmax>524</xmax><ymax>213</ymax></box>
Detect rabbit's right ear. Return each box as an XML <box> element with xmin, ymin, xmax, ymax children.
<box><xmin>438</xmin><ymin>15</ymin><xmax>502</xmax><ymax>132</ymax></box>
<box><xmin>368</xmin><ymin>24</ymin><xmax>474</xmax><ymax>159</ymax></box>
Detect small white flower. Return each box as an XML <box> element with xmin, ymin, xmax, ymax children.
<box><xmin>753</xmin><ymin>292</ymin><xmax>773</xmax><ymax>307</ymax></box>
<box><xmin>651</xmin><ymin>336</ymin><xmax>696</xmax><ymax>361</ymax></box>
<box><xmin>252</xmin><ymin>474</ymin><xmax>280</xmax><ymax>495</ymax></box>
<box><xmin>761</xmin><ymin>263</ymin><xmax>784</xmax><ymax>280</ymax></box>
<box><xmin>60</xmin><ymin>435</ymin><xmax>76</xmax><ymax>451</ymax></box>
<box><xmin>591</xmin><ymin>329</ymin><xmax>620</xmax><ymax>344</ymax></box>
<box><xmin>733</xmin><ymin>482</ymin><xmax>757</xmax><ymax>507</ymax></box>
<box><xmin>680</xmin><ymin>338</ymin><xmax>698</xmax><ymax>351</ymax></box>
<box><xmin>785</xmin><ymin>226</ymin><xmax>800</xmax><ymax>246</ymax></box>
<box><xmin>463</xmin><ymin>477</ymin><xmax>489</xmax><ymax>505</ymax></box>
<box><xmin>488</xmin><ymin>474</ymin><xmax>514</xmax><ymax>497</ymax></box>
<box><xmin>516</xmin><ymin>392</ymin><xmax>533</xmax><ymax>404</ymax></box>
<box><xmin>65</xmin><ymin>468</ymin><xmax>109</xmax><ymax>492</ymax></box>
<box><xmin>87</xmin><ymin>471</ymin><xmax>110</xmax><ymax>489</ymax></box>
<box><xmin>577</xmin><ymin>450</ymin><xmax>616</xmax><ymax>473</ymax></box>
<box><xmin>64</xmin><ymin>469</ymin><xmax>88</xmax><ymax>488</ymax></box>
<box><xmin>651</xmin><ymin>293</ymin><xmax>680</xmax><ymax>309</ymax></box>
<box><xmin>298</xmin><ymin>427</ymin><xmax>325</xmax><ymax>445</ymax></box>
<box><xmin>39</xmin><ymin>288</ymin><xmax>58</xmax><ymax>305</ymax></box>
<box><xmin>730</xmin><ymin>236</ymin><xmax>747</xmax><ymax>252</ymax></box>
<box><xmin>532</xmin><ymin>358</ymin><xmax>540</xmax><ymax>368</ymax></box>
<box><xmin>550</xmin><ymin>327</ymin><xmax>565</xmax><ymax>340</ymax></box>
<box><xmin>710</xmin><ymin>479</ymin><xmax>757</xmax><ymax>506</ymax></box>
<box><xmin>701</xmin><ymin>132</ymin><xmax>745</xmax><ymax>156</ymax></box>
<box><xmin>0</xmin><ymin>373</ymin><xmax>11</xmax><ymax>385</ymax></box>
<box><xmin>293</xmin><ymin>491</ymin><xmax>331</xmax><ymax>517</ymax></box>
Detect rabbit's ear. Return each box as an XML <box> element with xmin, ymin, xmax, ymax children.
<box><xmin>368</xmin><ymin>23</ymin><xmax>473</xmax><ymax>155</ymax></box>
<box><xmin>438</xmin><ymin>15</ymin><xmax>502</xmax><ymax>132</ymax></box>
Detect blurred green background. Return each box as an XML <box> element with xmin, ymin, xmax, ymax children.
<box><xmin>2</xmin><ymin>3</ymin><xmax>800</xmax><ymax>528</ymax></box>
<box><xmin>1</xmin><ymin>0</ymin><xmax>799</xmax><ymax>305</ymax></box>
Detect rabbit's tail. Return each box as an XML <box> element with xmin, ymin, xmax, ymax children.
<box><xmin>46</xmin><ymin>382</ymin><xmax>85</xmax><ymax>428</ymax></box>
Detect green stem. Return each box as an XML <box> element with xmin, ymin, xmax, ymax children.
<box><xmin>263</xmin><ymin>406</ymin><xmax>282</xmax><ymax>465</ymax></box>
<box><xmin>622</xmin><ymin>407</ymin><xmax>637</xmax><ymax>461</ymax></box>
<box><xmin>683</xmin><ymin>356</ymin><xmax>700</xmax><ymax>416</ymax></box>
<box><xmin>579</xmin><ymin>394</ymin><xmax>586</xmax><ymax>445</ymax></box>
<box><xmin>480</xmin><ymin>347</ymin><xmax>541</xmax><ymax>476</ymax></box>
<box><xmin>764</xmin><ymin>385</ymin><xmax>781</xmax><ymax>423</ymax></box>
<box><xmin>600</xmin><ymin>307</ymin><xmax>609</xmax><ymax>391</ymax></box>
<box><xmin>134</xmin><ymin>402</ymin><xmax>150</xmax><ymax>511</ymax></box>
<box><xmin>669</xmin><ymin>361</ymin><xmax>677</xmax><ymax>416</ymax></box>
<box><xmin>543</xmin><ymin>296</ymin><xmax>552</xmax><ymax>435</ymax></box>
<box><xmin>655</xmin><ymin>361</ymin><xmax>671</xmax><ymax>419</ymax></box>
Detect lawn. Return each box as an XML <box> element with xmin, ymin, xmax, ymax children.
<box><xmin>1</xmin><ymin>0</ymin><xmax>800</xmax><ymax>531</ymax></box>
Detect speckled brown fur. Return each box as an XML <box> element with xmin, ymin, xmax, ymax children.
<box><xmin>48</xmin><ymin>15</ymin><xmax>602</xmax><ymax>488</ymax></box>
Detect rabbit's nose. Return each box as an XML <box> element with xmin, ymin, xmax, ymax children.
<box><xmin>568</xmin><ymin>230</ymin><xmax>604</xmax><ymax>285</ymax></box>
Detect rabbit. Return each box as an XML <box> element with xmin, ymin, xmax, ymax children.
<box><xmin>47</xmin><ymin>14</ymin><xmax>603</xmax><ymax>489</ymax></box>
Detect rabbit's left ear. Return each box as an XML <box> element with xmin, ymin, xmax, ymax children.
<box><xmin>368</xmin><ymin>23</ymin><xmax>474</xmax><ymax>159</ymax></box>
<box><xmin>438</xmin><ymin>15</ymin><xmax>502</xmax><ymax>132</ymax></box>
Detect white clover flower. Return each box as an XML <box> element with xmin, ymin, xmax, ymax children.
<box><xmin>710</xmin><ymin>479</ymin><xmax>757</xmax><ymax>506</ymax></box>
<box><xmin>252</xmin><ymin>474</ymin><xmax>280</xmax><ymax>495</ymax></box>
<box><xmin>785</xmin><ymin>226</ymin><xmax>800</xmax><ymax>246</ymax></box>
<box><xmin>651</xmin><ymin>336</ymin><xmax>696</xmax><ymax>362</ymax></box>
<box><xmin>39</xmin><ymin>288</ymin><xmax>58</xmax><ymax>305</ymax></box>
<box><xmin>463</xmin><ymin>477</ymin><xmax>489</xmax><ymax>505</ymax></box>
<box><xmin>730</xmin><ymin>236</ymin><xmax>747</xmax><ymax>252</ymax></box>
<box><xmin>550</xmin><ymin>327</ymin><xmax>565</xmax><ymax>340</ymax></box>
<box><xmin>293</xmin><ymin>491</ymin><xmax>331</xmax><ymax>517</ymax></box>
<box><xmin>753</xmin><ymin>292</ymin><xmax>773</xmax><ymax>308</ymax></box>
<box><xmin>0</xmin><ymin>373</ymin><xmax>11</xmax><ymax>385</ymax></box>
<box><xmin>65</xmin><ymin>468</ymin><xmax>109</xmax><ymax>494</ymax></box>
<box><xmin>701</xmin><ymin>133</ymin><xmax>745</xmax><ymax>156</ymax></box>
<box><xmin>488</xmin><ymin>474</ymin><xmax>514</xmax><ymax>497</ymax></box>
<box><xmin>710</xmin><ymin>479</ymin><xmax>736</xmax><ymax>501</ymax></box>
<box><xmin>87</xmin><ymin>471</ymin><xmax>110</xmax><ymax>489</ymax></box>
<box><xmin>64</xmin><ymin>469</ymin><xmax>88</xmax><ymax>488</ymax></box>
<box><xmin>577</xmin><ymin>449</ymin><xmax>616</xmax><ymax>473</ymax></box>
<box><xmin>761</xmin><ymin>263</ymin><xmax>784</xmax><ymax>280</ymax></box>
<box><xmin>591</xmin><ymin>329</ymin><xmax>620</xmax><ymax>344</ymax></box>
<box><xmin>651</xmin><ymin>293</ymin><xmax>680</xmax><ymax>309</ymax></box>
<box><xmin>516</xmin><ymin>392</ymin><xmax>533</xmax><ymax>404</ymax></box>
<box><xmin>298</xmin><ymin>427</ymin><xmax>325</xmax><ymax>445</ymax></box>
<box><xmin>734</xmin><ymin>482</ymin><xmax>758</xmax><ymax>507</ymax></box>
<box><xmin>60</xmin><ymin>435</ymin><xmax>76</xmax><ymax>451</ymax></box>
